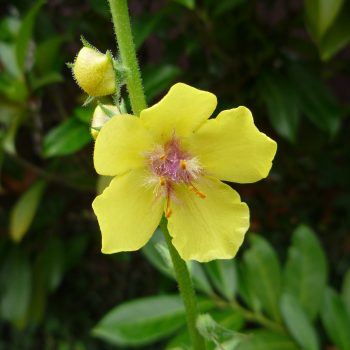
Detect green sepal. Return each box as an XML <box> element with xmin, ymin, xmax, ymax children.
<box><xmin>83</xmin><ymin>95</ymin><xmax>96</xmax><ymax>106</ymax></box>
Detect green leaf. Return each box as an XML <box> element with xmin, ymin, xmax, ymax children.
<box><xmin>173</xmin><ymin>0</ymin><xmax>195</xmax><ymax>10</ymax></box>
<box><xmin>319</xmin><ymin>2</ymin><xmax>350</xmax><ymax>61</ymax></box>
<box><xmin>0</xmin><ymin>249</ymin><xmax>32</xmax><ymax>328</ymax></box>
<box><xmin>342</xmin><ymin>269</ymin><xmax>350</xmax><ymax>316</ymax></box>
<box><xmin>204</xmin><ymin>259</ymin><xmax>237</xmax><ymax>301</ymax></box>
<box><xmin>166</xmin><ymin>329</ymin><xmax>191</xmax><ymax>350</ymax></box>
<box><xmin>321</xmin><ymin>288</ymin><xmax>350</xmax><ymax>350</ymax></box>
<box><xmin>288</xmin><ymin>64</ymin><xmax>341</xmax><ymax>135</ymax></box>
<box><xmin>283</xmin><ymin>225</ymin><xmax>328</xmax><ymax>320</ymax></box>
<box><xmin>142</xmin><ymin>228</ymin><xmax>175</xmax><ymax>279</ymax></box>
<box><xmin>211</xmin><ymin>309</ymin><xmax>245</xmax><ymax>332</ymax></box>
<box><xmin>259</xmin><ymin>72</ymin><xmax>300</xmax><ymax>142</ymax></box>
<box><xmin>143</xmin><ymin>65</ymin><xmax>181</xmax><ymax>101</ymax></box>
<box><xmin>213</xmin><ymin>0</ymin><xmax>246</xmax><ymax>17</ymax></box>
<box><xmin>34</xmin><ymin>36</ymin><xmax>64</xmax><ymax>74</ymax></box>
<box><xmin>237</xmin><ymin>330</ymin><xmax>298</xmax><ymax>350</ymax></box>
<box><xmin>3</xmin><ymin>112</ymin><xmax>22</xmax><ymax>155</ymax></box>
<box><xmin>280</xmin><ymin>293</ymin><xmax>319</xmax><ymax>350</ymax></box>
<box><xmin>133</xmin><ymin>14</ymin><xmax>162</xmax><ymax>49</ymax></box>
<box><xmin>16</xmin><ymin>0</ymin><xmax>46</xmax><ymax>71</ymax></box>
<box><xmin>0</xmin><ymin>43</ymin><xmax>21</xmax><ymax>78</ymax></box>
<box><xmin>92</xmin><ymin>295</ymin><xmax>188</xmax><ymax>346</ymax></box>
<box><xmin>190</xmin><ymin>261</ymin><xmax>214</xmax><ymax>296</ymax></box>
<box><xmin>304</xmin><ymin>0</ymin><xmax>344</xmax><ymax>40</ymax></box>
<box><xmin>73</xmin><ymin>106</ymin><xmax>94</xmax><ymax>124</ymax></box>
<box><xmin>39</xmin><ymin>237</ymin><xmax>65</xmax><ymax>291</ymax></box>
<box><xmin>242</xmin><ymin>234</ymin><xmax>282</xmax><ymax>321</ymax></box>
<box><xmin>10</xmin><ymin>180</ymin><xmax>46</xmax><ymax>243</ymax></box>
<box><xmin>31</xmin><ymin>72</ymin><xmax>63</xmax><ymax>91</ymax></box>
<box><xmin>43</xmin><ymin>118</ymin><xmax>91</xmax><ymax>158</ymax></box>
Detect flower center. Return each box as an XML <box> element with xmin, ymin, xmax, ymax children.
<box><xmin>146</xmin><ymin>136</ymin><xmax>205</xmax><ymax>217</ymax></box>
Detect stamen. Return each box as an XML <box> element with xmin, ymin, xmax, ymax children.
<box><xmin>188</xmin><ymin>184</ymin><xmax>206</xmax><ymax>199</ymax></box>
<box><xmin>180</xmin><ymin>159</ymin><xmax>187</xmax><ymax>170</ymax></box>
<box><xmin>159</xmin><ymin>154</ymin><xmax>167</xmax><ymax>160</ymax></box>
<box><xmin>159</xmin><ymin>176</ymin><xmax>166</xmax><ymax>186</ymax></box>
<box><xmin>165</xmin><ymin>194</ymin><xmax>172</xmax><ymax>218</ymax></box>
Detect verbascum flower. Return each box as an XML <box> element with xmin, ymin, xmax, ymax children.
<box><xmin>91</xmin><ymin>104</ymin><xmax>120</xmax><ymax>139</ymax></box>
<box><xmin>72</xmin><ymin>47</ymin><xmax>116</xmax><ymax>96</ymax></box>
<box><xmin>92</xmin><ymin>83</ymin><xmax>277</xmax><ymax>262</ymax></box>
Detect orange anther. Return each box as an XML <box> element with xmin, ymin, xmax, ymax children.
<box><xmin>188</xmin><ymin>184</ymin><xmax>206</xmax><ymax>199</ymax></box>
<box><xmin>166</xmin><ymin>207</ymin><xmax>172</xmax><ymax>218</ymax></box>
<box><xmin>159</xmin><ymin>154</ymin><xmax>167</xmax><ymax>160</ymax></box>
<box><xmin>180</xmin><ymin>159</ymin><xmax>187</xmax><ymax>170</ymax></box>
<box><xmin>165</xmin><ymin>194</ymin><xmax>172</xmax><ymax>218</ymax></box>
<box><xmin>159</xmin><ymin>176</ymin><xmax>166</xmax><ymax>186</ymax></box>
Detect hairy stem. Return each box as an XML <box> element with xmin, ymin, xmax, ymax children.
<box><xmin>107</xmin><ymin>1</ymin><xmax>206</xmax><ymax>347</ymax></box>
<box><xmin>160</xmin><ymin>218</ymin><xmax>207</xmax><ymax>350</ymax></box>
<box><xmin>108</xmin><ymin>0</ymin><xmax>147</xmax><ymax>115</ymax></box>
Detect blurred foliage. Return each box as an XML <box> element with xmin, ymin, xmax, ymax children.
<box><xmin>0</xmin><ymin>0</ymin><xmax>349</xmax><ymax>349</ymax></box>
<box><xmin>94</xmin><ymin>226</ymin><xmax>350</xmax><ymax>350</ymax></box>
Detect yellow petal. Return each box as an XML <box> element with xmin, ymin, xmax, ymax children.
<box><xmin>92</xmin><ymin>168</ymin><xmax>164</xmax><ymax>253</ymax></box>
<box><xmin>140</xmin><ymin>83</ymin><xmax>217</xmax><ymax>143</ymax></box>
<box><xmin>94</xmin><ymin>114</ymin><xmax>154</xmax><ymax>176</ymax></box>
<box><xmin>167</xmin><ymin>177</ymin><xmax>249</xmax><ymax>262</ymax></box>
<box><xmin>189</xmin><ymin>107</ymin><xmax>277</xmax><ymax>183</ymax></box>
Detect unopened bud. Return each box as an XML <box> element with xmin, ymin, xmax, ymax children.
<box><xmin>72</xmin><ymin>47</ymin><xmax>116</xmax><ymax>97</ymax></box>
<box><xmin>91</xmin><ymin>104</ymin><xmax>120</xmax><ymax>139</ymax></box>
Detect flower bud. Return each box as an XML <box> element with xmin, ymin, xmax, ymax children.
<box><xmin>91</xmin><ymin>105</ymin><xmax>120</xmax><ymax>139</ymax></box>
<box><xmin>72</xmin><ymin>47</ymin><xmax>116</xmax><ymax>97</ymax></box>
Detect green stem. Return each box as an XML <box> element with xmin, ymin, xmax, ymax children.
<box><xmin>160</xmin><ymin>218</ymin><xmax>207</xmax><ymax>350</ymax></box>
<box><xmin>230</xmin><ymin>300</ymin><xmax>286</xmax><ymax>333</ymax></box>
<box><xmin>108</xmin><ymin>1</ymin><xmax>205</xmax><ymax>347</ymax></box>
<box><xmin>108</xmin><ymin>0</ymin><xmax>147</xmax><ymax>115</ymax></box>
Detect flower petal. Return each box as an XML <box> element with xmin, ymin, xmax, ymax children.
<box><xmin>94</xmin><ymin>115</ymin><xmax>154</xmax><ymax>176</ymax></box>
<box><xmin>189</xmin><ymin>107</ymin><xmax>277</xmax><ymax>183</ymax></box>
<box><xmin>167</xmin><ymin>177</ymin><xmax>249</xmax><ymax>262</ymax></box>
<box><xmin>92</xmin><ymin>168</ymin><xmax>164</xmax><ymax>253</ymax></box>
<box><xmin>140</xmin><ymin>83</ymin><xmax>217</xmax><ymax>142</ymax></box>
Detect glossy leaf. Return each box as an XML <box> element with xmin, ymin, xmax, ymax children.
<box><xmin>259</xmin><ymin>72</ymin><xmax>300</xmax><ymax>142</ymax></box>
<box><xmin>40</xmin><ymin>237</ymin><xmax>65</xmax><ymax>291</ymax></box>
<box><xmin>93</xmin><ymin>295</ymin><xmax>188</xmax><ymax>346</ymax></box>
<box><xmin>34</xmin><ymin>36</ymin><xmax>64</xmax><ymax>74</ymax></box>
<box><xmin>242</xmin><ymin>234</ymin><xmax>282</xmax><ymax>321</ymax></box>
<box><xmin>133</xmin><ymin>14</ymin><xmax>162</xmax><ymax>49</ymax></box>
<box><xmin>190</xmin><ymin>261</ymin><xmax>214</xmax><ymax>296</ymax></box>
<box><xmin>237</xmin><ymin>330</ymin><xmax>298</xmax><ymax>350</ymax></box>
<box><xmin>143</xmin><ymin>64</ymin><xmax>181</xmax><ymax>101</ymax></box>
<box><xmin>142</xmin><ymin>228</ymin><xmax>175</xmax><ymax>279</ymax></box>
<box><xmin>173</xmin><ymin>0</ymin><xmax>195</xmax><ymax>10</ymax></box>
<box><xmin>31</xmin><ymin>72</ymin><xmax>63</xmax><ymax>91</ymax></box>
<box><xmin>321</xmin><ymin>288</ymin><xmax>350</xmax><ymax>350</ymax></box>
<box><xmin>204</xmin><ymin>259</ymin><xmax>237</xmax><ymax>301</ymax></box>
<box><xmin>288</xmin><ymin>64</ymin><xmax>341</xmax><ymax>135</ymax></box>
<box><xmin>213</xmin><ymin>0</ymin><xmax>246</xmax><ymax>17</ymax></box>
<box><xmin>280</xmin><ymin>293</ymin><xmax>319</xmax><ymax>350</ymax></box>
<box><xmin>342</xmin><ymin>269</ymin><xmax>350</xmax><ymax>316</ymax></box>
<box><xmin>319</xmin><ymin>2</ymin><xmax>350</xmax><ymax>61</ymax></box>
<box><xmin>10</xmin><ymin>180</ymin><xmax>46</xmax><ymax>243</ymax></box>
<box><xmin>43</xmin><ymin>118</ymin><xmax>91</xmax><ymax>158</ymax></box>
<box><xmin>0</xmin><ymin>42</ymin><xmax>21</xmax><ymax>78</ymax></box>
<box><xmin>283</xmin><ymin>225</ymin><xmax>328</xmax><ymax>320</ymax></box>
<box><xmin>0</xmin><ymin>250</ymin><xmax>32</xmax><ymax>327</ymax></box>
<box><xmin>16</xmin><ymin>0</ymin><xmax>45</xmax><ymax>71</ymax></box>
<box><xmin>305</xmin><ymin>0</ymin><xmax>344</xmax><ymax>40</ymax></box>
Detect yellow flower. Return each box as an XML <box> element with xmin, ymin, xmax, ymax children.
<box><xmin>72</xmin><ymin>47</ymin><xmax>116</xmax><ymax>97</ymax></box>
<box><xmin>92</xmin><ymin>83</ymin><xmax>277</xmax><ymax>262</ymax></box>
